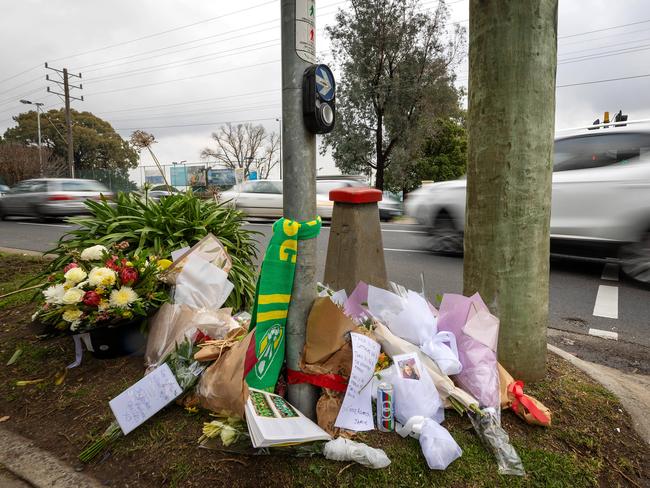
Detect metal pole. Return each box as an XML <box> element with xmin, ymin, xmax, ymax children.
<box><xmin>276</xmin><ymin>117</ymin><xmax>283</xmax><ymax>179</ymax></box>
<box><xmin>63</xmin><ymin>68</ymin><xmax>74</xmax><ymax>178</ymax></box>
<box><xmin>281</xmin><ymin>0</ymin><xmax>318</xmax><ymax>417</ymax></box>
<box><xmin>36</xmin><ymin>105</ymin><xmax>43</xmax><ymax>177</ymax></box>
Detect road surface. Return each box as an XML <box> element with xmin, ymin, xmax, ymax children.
<box><xmin>1</xmin><ymin>217</ymin><xmax>648</xmax><ymax>372</ymax></box>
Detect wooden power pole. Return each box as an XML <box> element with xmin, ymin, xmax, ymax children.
<box><xmin>463</xmin><ymin>0</ymin><xmax>558</xmax><ymax>381</ymax></box>
<box><xmin>46</xmin><ymin>63</ymin><xmax>83</xmax><ymax>178</ymax></box>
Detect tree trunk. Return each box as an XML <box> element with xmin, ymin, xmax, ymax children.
<box><xmin>464</xmin><ymin>0</ymin><xmax>558</xmax><ymax>381</ymax></box>
<box><xmin>375</xmin><ymin>111</ymin><xmax>385</xmax><ymax>190</ymax></box>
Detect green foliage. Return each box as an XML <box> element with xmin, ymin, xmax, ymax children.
<box><xmin>44</xmin><ymin>193</ymin><xmax>259</xmax><ymax>311</ymax></box>
<box><xmin>4</xmin><ymin>109</ymin><xmax>138</xmax><ymax>173</ymax></box>
<box><xmin>385</xmin><ymin>117</ymin><xmax>467</xmax><ymax>193</ymax></box>
<box><xmin>322</xmin><ymin>0</ymin><xmax>465</xmax><ymax>190</ymax></box>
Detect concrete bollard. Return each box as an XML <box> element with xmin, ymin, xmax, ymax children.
<box><xmin>324</xmin><ymin>187</ymin><xmax>389</xmax><ymax>294</ymax></box>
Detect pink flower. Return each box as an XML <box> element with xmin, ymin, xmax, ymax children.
<box><xmin>119</xmin><ymin>267</ymin><xmax>139</xmax><ymax>284</ymax></box>
<box><xmin>83</xmin><ymin>291</ymin><xmax>101</xmax><ymax>307</ymax></box>
<box><xmin>63</xmin><ymin>262</ymin><xmax>79</xmax><ymax>273</ymax></box>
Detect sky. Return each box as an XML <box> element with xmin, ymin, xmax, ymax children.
<box><xmin>1</xmin><ymin>0</ymin><xmax>649</xmax><ymax>185</ymax></box>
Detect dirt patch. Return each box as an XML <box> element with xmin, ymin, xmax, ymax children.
<box><xmin>0</xmin><ymin>255</ymin><xmax>648</xmax><ymax>487</ymax></box>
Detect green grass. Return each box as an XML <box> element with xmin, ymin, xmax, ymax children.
<box><xmin>0</xmin><ymin>252</ymin><xmax>47</xmax><ymax>309</ymax></box>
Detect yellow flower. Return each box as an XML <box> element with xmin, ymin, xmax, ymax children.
<box><xmin>122</xmin><ymin>310</ymin><xmax>133</xmax><ymax>318</ymax></box>
<box><xmin>98</xmin><ymin>299</ymin><xmax>109</xmax><ymax>311</ymax></box>
<box><xmin>157</xmin><ymin>259</ymin><xmax>172</xmax><ymax>270</ymax></box>
<box><xmin>88</xmin><ymin>267</ymin><xmax>117</xmax><ymax>288</ymax></box>
<box><xmin>62</xmin><ymin>308</ymin><xmax>83</xmax><ymax>323</ymax></box>
<box><xmin>62</xmin><ymin>288</ymin><xmax>84</xmax><ymax>305</ymax></box>
<box><xmin>109</xmin><ymin>286</ymin><xmax>138</xmax><ymax>308</ymax></box>
<box><xmin>64</xmin><ymin>267</ymin><xmax>87</xmax><ymax>284</ymax></box>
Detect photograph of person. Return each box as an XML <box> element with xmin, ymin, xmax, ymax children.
<box><xmin>397</xmin><ymin>357</ymin><xmax>421</xmax><ymax>380</ymax></box>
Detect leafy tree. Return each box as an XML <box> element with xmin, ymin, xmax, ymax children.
<box><xmin>385</xmin><ymin>117</ymin><xmax>467</xmax><ymax>193</ymax></box>
<box><xmin>3</xmin><ymin>109</ymin><xmax>138</xmax><ymax>174</ymax></box>
<box><xmin>322</xmin><ymin>0</ymin><xmax>465</xmax><ymax>190</ymax></box>
<box><xmin>201</xmin><ymin>122</ymin><xmax>279</xmax><ymax>179</ymax></box>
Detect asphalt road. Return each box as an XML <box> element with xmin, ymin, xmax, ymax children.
<box><xmin>1</xmin><ymin>217</ymin><xmax>649</xmax><ymax>367</ymax></box>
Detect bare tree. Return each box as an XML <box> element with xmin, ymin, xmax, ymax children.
<box><xmin>0</xmin><ymin>144</ymin><xmax>66</xmax><ymax>185</ymax></box>
<box><xmin>201</xmin><ymin>123</ymin><xmax>279</xmax><ymax>179</ymax></box>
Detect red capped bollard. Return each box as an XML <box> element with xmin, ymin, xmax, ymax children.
<box><xmin>324</xmin><ymin>187</ymin><xmax>389</xmax><ymax>294</ymax></box>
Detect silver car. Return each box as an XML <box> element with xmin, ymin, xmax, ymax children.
<box><xmin>406</xmin><ymin>127</ymin><xmax>650</xmax><ymax>283</ymax></box>
<box><xmin>0</xmin><ymin>178</ymin><xmax>112</xmax><ymax>220</ymax></box>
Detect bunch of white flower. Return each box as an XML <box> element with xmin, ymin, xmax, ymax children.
<box><xmin>80</xmin><ymin>245</ymin><xmax>108</xmax><ymax>261</ymax></box>
<box><xmin>88</xmin><ymin>267</ymin><xmax>117</xmax><ymax>287</ymax></box>
<box><xmin>43</xmin><ymin>284</ymin><xmax>66</xmax><ymax>305</ymax></box>
<box><xmin>109</xmin><ymin>286</ymin><xmax>138</xmax><ymax>309</ymax></box>
<box><xmin>62</xmin><ymin>288</ymin><xmax>85</xmax><ymax>305</ymax></box>
<box><xmin>64</xmin><ymin>267</ymin><xmax>87</xmax><ymax>284</ymax></box>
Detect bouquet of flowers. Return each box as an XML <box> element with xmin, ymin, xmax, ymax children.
<box><xmin>32</xmin><ymin>243</ymin><xmax>170</xmax><ymax>334</ymax></box>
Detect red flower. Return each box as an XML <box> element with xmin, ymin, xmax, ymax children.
<box><xmin>63</xmin><ymin>262</ymin><xmax>79</xmax><ymax>273</ymax></box>
<box><xmin>119</xmin><ymin>267</ymin><xmax>139</xmax><ymax>284</ymax></box>
<box><xmin>106</xmin><ymin>255</ymin><xmax>120</xmax><ymax>271</ymax></box>
<box><xmin>83</xmin><ymin>291</ymin><xmax>101</xmax><ymax>307</ymax></box>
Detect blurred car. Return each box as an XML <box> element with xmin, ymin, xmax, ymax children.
<box><xmin>0</xmin><ymin>178</ymin><xmax>112</xmax><ymax>220</ymax></box>
<box><xmin>0</xmin><ymin>184</ymin><xmax>9</xmax><ymax>197</ymax></box>
<box><xmin>148</xmin><ymin>190</ymin><xmax>175</xmax><ymax>201</ymax></box>
<box><xmin>220</xmin><ymin>178</ymin><xmax>402</xmax><ymax>221</ymax></box>
<box><xmin>405</xmin><ymin>127</ymin><xmax>650</xmax><ymax>283</ymax></box>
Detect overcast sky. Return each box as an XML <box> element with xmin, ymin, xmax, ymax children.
<box><xmin>1</xmin><ymin>0</ymin><xmax>649</xmax><ymax>184</ymax></box>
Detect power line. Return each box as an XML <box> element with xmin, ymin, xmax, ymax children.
<box><xmin>114</xmin><ymin>116</ymin><xmax>279</xmax><ymax>131</ymax></box>
<box><xmin>559</xmin><ymin>35</ymin><xmax>650</xmax><ymax>57</ymax></box>
<box><xmin>558</xmin><ymin>44</ymin><xmax>650</xmax><ymax>65</ymax></box>
<box><xmin>559</xmin><ymin>26</ymin><xmax>650</xmax><ymax>47</ymax></box>
<box><xmin>0</xmin><ymin>64</ymin><xmax>41</xmax><ymax>87</ymax></box>
<box><xmin>107</xmin><ymin>102</ymin><xmax>280</xmax><ymax>123</ymax></box>
<box><xmin>84</xmin><ymin>59</ymin><xmax>280</xmax><ymax>97</ymax></box>
<box><xmin>559</xmin><ymin>18</ymin><xmax>650</xmax><ymax>40</ymax></box>
<box><xmin>49</xmin><ymin>0</ymin><xmax>278</xmax><ymax>63</ymax></box>
<box><xmin>556</xmin><ymin>73</ymin><xmax>650</xmax><ymax>88</ymax></box>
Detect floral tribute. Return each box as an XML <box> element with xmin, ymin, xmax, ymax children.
<box><xmin>33</xmin><ymin>242</ymin><xmax>170</xmax><ymax>334</ymax></box>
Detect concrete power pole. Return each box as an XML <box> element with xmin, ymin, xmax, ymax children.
<box><xmin>46</xmin><ymin>63</ymin><xmax>83</xmax><ymax>178</ymax></box>
<box><xmin>463</xmin><ymin>0</ymin><xmax>558</xmax><ymax>381</ymax></box>
<box><xmin>281</xmin><ymin>0</ymin><xmax>318</xmax><ymax>417</ymax></box>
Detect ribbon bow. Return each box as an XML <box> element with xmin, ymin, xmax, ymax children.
<box><xmin>507</xmin><ymin>380</ymin><xmax>551</xmax><ymax>426</ymax></box>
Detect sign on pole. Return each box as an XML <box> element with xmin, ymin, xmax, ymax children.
<box><xmin>295</xmin><ymin>0</ymin><xmax>316</xmax><ymax>63</ymax></box>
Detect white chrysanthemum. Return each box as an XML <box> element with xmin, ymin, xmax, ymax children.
<box><xmin>109</xmin><ymin>286</ymin><xmax>138</xmax><ymax>308</ymax></box>
<box><xmin>64</xmin><ymin>267</ymin><xmax>87</xmax><ymax>284</ymax></box>
<box><xmin>62</xmin><ymin>308</ymin><xmax>83</xmax><ymax>323</ymax></box>
<box><xmin>80</xmin><ymin>245</ymin><xmax>108</xmax><ymax>261</ymax></box>
<box><xmin>88</xmin><ymin>267</ymin><xmax>117</xmax><ymax>287</ymax></box>
<box><xmin>62</xmin><ymin>287</ymin><xmax>85</xmax><ymax>305</ymax></box>
<box><xmin>43</xmin><ymin>284</ymin><xmax>66</xmax><ymax>304</ymax></box>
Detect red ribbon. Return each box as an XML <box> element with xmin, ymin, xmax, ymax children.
<box><xmin>287</xmin><ymin>369</ymin><xmax>348</xmax><ymax>393</ymax></box>
<box><xmin>508</xmin><ymin>380</ymin><xmax>550</xmax><ymax>425</ymax></box>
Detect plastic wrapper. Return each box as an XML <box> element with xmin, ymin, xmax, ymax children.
<box><xmin>437</xmin><ymin>294</ymin><xmax>500</xmax><ymax>412</ymax></box>
<box><xmin>163</xmin><ymin>233</ymin><xmax>232</xmax><ymax>283</ymax></box>
<box><xmin>419</xmin><ymin>419</ymin><xmax>462</xmax><ymax>470</ymax></box>
<box><xmin>376</xmin><ymin>358</ymin><xmax>444</xmax><ymax>425</ymax></box>
<box><xmin>367</xmin><ymin>286</ymin><xmax>462</xmax><ymax>376</ymax></box>
<box><xmin>145</xmin><ymin>303</ymin><xmax>239</xmax><ymax>370</ymax></box>
<box><xmin>373</xmin><ymin>322</ymin><xmax>478</xmax><ymax>411</ymax></box>
<box><xmin>172</xmin><ymin>254</ymin><xmax>234</xmax><ymax>309</ymax></box>
<box><xmin>469</xmin><ymin>408</ymin><xmax>525</xmax><ymax>476</ymax></box>
<box><xmin>323</xmin><ymin>437</ymin><xmax>391</xmax><ymax>469</ymax></box>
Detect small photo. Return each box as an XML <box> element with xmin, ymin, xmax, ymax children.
<box><xmin>397</xmin><ymin>357</ymin><xmax>421</xmax><ymax>380</ymax></box>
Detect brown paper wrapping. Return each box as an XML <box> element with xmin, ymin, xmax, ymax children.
<box><xmin>195</xmin><ymin>328</ymin><xmax>252</xmax><ymax>418</ymax></box>
<box><xmin>304</xmin><ymin>297</ymin><xmax>357</xmax><ymax>364</ymax></box>
<box><xmin>498</xmin><ymin>362</ymin><xmax>552</xmax><ymax>426</ymax></box>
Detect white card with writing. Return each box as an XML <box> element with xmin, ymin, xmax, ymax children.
<box><xmin>109</xmin><ymin>363</ymin><xmax>182</xmax><ymax>435</ymax></box>
<box><xmin>334</xmin><ymin>332</ymin><xmax>380</xmax><ymax>431</ymax></box>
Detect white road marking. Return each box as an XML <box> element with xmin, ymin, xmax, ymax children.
<box><xmin>588</xmin><ymin>328</ymin><xmax>619</xmax><ymax>340</ymax></box>
<box><xmin>16</xmin><ymin>222</ymin><xmax>72</xmax><ymax>228</ymax></box>
<box><xmin>383</xmin><ymin>248</ymin><xmax>429</xmax><ymax>253</ymax></box>
<box><xmin>601</xmin><ymin>261</ymin><xmax>619</xmax><ymax>281</ymax></box>
<box><xmin>592</xmin><ymin>285</ymin><xmax>619</xmax><ymax>319</ymax></box>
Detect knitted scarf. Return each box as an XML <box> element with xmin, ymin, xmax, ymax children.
<box><xmin>245</xmin><ymin>216</ymin><xmax>322</xmax><ymax>391</ymax></box>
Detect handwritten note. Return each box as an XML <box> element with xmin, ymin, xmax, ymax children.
<box><xmin>109</xmin><ymin>363</ymin><xmax>182</xmax><ymax>435</ymax></box>
<box><xmin>334</xmin><ymin>332</ymin><xmax>380</xmax><ymax>431</ymax></box>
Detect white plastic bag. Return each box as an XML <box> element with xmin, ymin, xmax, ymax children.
<box><xmin>323</xmin><ymin>437</ymin><xmax>391</xmax><ymax>469</ymax></box>
<box><xmin>420</xmin><ymin>331</ymin><xmax>462</xmax><ymax>376</ymax></box>
<box><xmin>419</xmin><ymin>419</ymin><xmax>462</xmax><ymax>470</ymax></box>
<box><xmin>382</xmin><ymin>353</ymin><xmax>444</xmax><ymax>425</ymax></box>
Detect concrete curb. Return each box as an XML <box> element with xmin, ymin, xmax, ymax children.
<box><xmin>0</xmin><ymin>428</ymin><xmax>102</xmax><ymax>488</ymax></box>
<box><xmin>548</xmin><ymin>344</ymin><xmax>650</xmax><ymax>445</ymax></box>
<box><xmin>0</xmin><ymin>247</ymin><xmax>55</xmax><ymax>259</ymax></box>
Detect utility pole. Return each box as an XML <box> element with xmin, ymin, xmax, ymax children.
<box><xmin>281</xmin><ymin>0</ymin><xmax>318</xmax><ymax>417</ymax></box>
<box><xmin>276</xmin><ymin>117</ymin><xmax>283</xmax><ymax>179</ymax></box>
<box><xmin>46</xmin><ymin>63</ymin><xmax>83</xmax><ymax>178</ymax></box>
<box><xmin>463</xmin><ymin>0</ymin><xmax>558</xmax><ymax>381</ymax></box>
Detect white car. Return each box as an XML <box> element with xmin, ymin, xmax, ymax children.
<box><xmin>405</xmin><ymin>127</ymin><xmax>650</xmax><ymax>283</ymax></box>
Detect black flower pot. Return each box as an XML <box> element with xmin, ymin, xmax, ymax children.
<box><xmin>88</xmin><ymin>319</ymin><xmax>147</xmax><ymax>359</ymax></box>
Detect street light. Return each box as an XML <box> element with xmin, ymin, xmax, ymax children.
<box><xmin>20</xmin><ymin>99</ymin><xmax>44</xmax><ymax>177</ymax></box>
<box><xmin>276</xmin><ymin>117</ymin><xmax>283</xmax><ymax>179</ymax></box>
